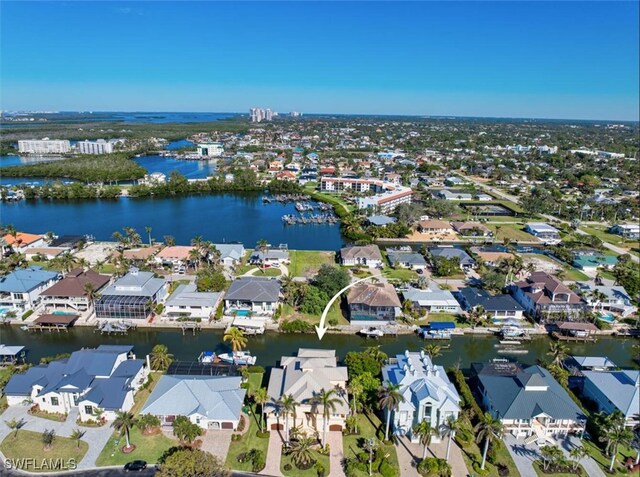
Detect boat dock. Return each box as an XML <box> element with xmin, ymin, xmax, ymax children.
<box><xmin>95</xmin><ymin>320</ymin><xmax>137</xmax><ymax>335</ymax></box>
<box><xmin>179</xmin><ymin>321</ymin><xmax>202</xmax><ymax>335</ymax></box>
<box><xmin>27</xmin><ymin>314</ymin><xmax>78</xmax><ymax>333</ymax></box>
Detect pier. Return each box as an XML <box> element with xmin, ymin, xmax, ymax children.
<box><xmin>179</xmin><ymin>321</ymin><xmax>202</xmax><ymax>335</ymax></box>
<box><xmin>95</xmin><ymin>320</ymin><xmax>138</xmax><ymax>335</ymax></box>
<box><xmin>27</xmin><ymin>314</ymin><xmax>78</xmax><ymax>333</ymax></box>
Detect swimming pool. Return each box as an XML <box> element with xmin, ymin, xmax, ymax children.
<box><xmin>235</xmin><ymin>310</ymin><xmax>251</xmax><ymax>317</ymax></box>
<box><xmin>52</xmin><ymin>311</ymin><xmax>77</xmax><ymax>316</ymax></box>
<box><xmin>598</xmin><ymin>313</ymin><xmax>616</xmax><ymax>323</ymax></box>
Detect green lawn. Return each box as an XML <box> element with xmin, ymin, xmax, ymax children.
<box><xmin>289</xmin><ymin>250</ymin><xmax>336</xmax><ymax>277</ymax></box>
<box><xmin>245</xmin><ymin>372</ymin><xmax>264</xmax><ymax>395</ymax></box>
<box><xmin>382</xmin><ymin>267</ymin><xmax>419</xmax><ymax>281</ymax></box>
<box><xmin>281</xmin><ymin>449</ymin><xmax>330</xmax><ymax>477</ymax></box>
<box><xmin>488</xmin><ymin>223</ymin><xmax>535</xmax><ymax>242</ymax></box>
<box><xmin>533</xmin><ymin>461</ymin><xmax>587</xmax><ymax>476</ymax></box>
<box><xmin>95</xmin><ymin>426</ymin><xmax>176</xmax><ymax>466</ymax></box>
<box><xmin>306</xmin><ymin>187</ymin><xmax>355</xmax><ymax>216</ymax></box>
<box><xmin>582</xmin><ymin>439</ymin><xmax>636</xmax><ymax>476</ymax></box>
<box><xmin>581</xmin><ymin>225</ymin><xmax>640</xmax><ymax>250</ymax></box>
<box><xmin>0</xmin><ymin>430</ymin><xmax>88</xmax><ymax>473</ymax></box>
<box><xmin>342</xmin><ymin>412</ymin><xmax>400</xmax><ymax>477</ymax></box>
<box><xmin>226</xmin><ymin>403</ymin><xmax>270</xmax><ymax>472</ymax></box>
<box><xmin>282</xmin><ymin>302</ymin><xmax>349</xmax><ymax>326</ymax></box>
<box><xmin>168</xmin><ymin>279</ymin><xmax>190</xmax><ymax>295</ymax></box>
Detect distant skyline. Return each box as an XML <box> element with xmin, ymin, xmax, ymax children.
<box><xmin>1</xmin><ymin>1</ymin><xmax>638</xmax><ymax>121</ymax></box>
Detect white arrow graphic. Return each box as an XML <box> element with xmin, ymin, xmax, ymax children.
<box><xmin>315</xmin><ymin>274</ymin><xmax>383</xmax><ymax>340</ymax></box>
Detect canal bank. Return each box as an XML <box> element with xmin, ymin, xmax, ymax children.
<box><xmin>0</xmin><ymin>325</ymin><xmax>637</xmax><ymax>371</ymax></box>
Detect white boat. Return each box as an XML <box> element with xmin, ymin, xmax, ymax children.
<box><xmin>20</xmin><ymin>326</ymin><xmax>29</xmax><ymax>331</ymax></box>
<box><xmin>218</xmin><ymin>351</ymin><xmax>257</xmax><ymax>366</ymax></box>
<box><xmin>500</xmin><ymin>325</ymin><xmax>524</xmax><ymax>338</ymax></box>
<box><xmin>359</xmin><ymin>327</ymin><xmax>384</xmax><ymax>338</ymax></box>
<box><xmin>198</xmin><ymin>351</ymin><xmax>216</xmax><ymax>364</ymax></box>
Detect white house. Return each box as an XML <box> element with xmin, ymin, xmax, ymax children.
<box><xmin>524</xmin><ymin>223</ymin><xmax>561</xmax><ymax>245</ymax></box>
<box><xmin>609</xmin><ymin>223</ymin><xmax>640</xmax><ymax>240</ymax></box>
<box><xmin>382</xmin><ymin>351</ymin><xmax>461</xmax><ymax>443</ymax></box>
<box><xmin>164</xmin><ymin>284</ymin><xmax>222</xmax><ymax>320</ymax></box>
<box><xmin>340</xmin><ymin>245</ymin><xmax>383</xmax><ymax>268</ymax></box>
<box><xmin>224</xmin><ymin>277</ymin><xmax>281</xmax><ymax>317</ymax></box>
<box><xmin>0</xmin><ymin>266</ymin><xmax>61</xmax><ymax>313</ymax></box>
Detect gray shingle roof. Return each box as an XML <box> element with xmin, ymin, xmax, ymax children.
<box><xmin>458</xmin><ymin>287</ymin><xmax>524</xmax><ymax>312</ymax></box>
<box><xmin>583</xmin><ymin>370</ymin><xmax>640</xmax><ymax>417</ymax></box>
<box><xmin>429</xmin><ymin>247</ymin><xmax>475</xmax><ymax>266</ymax></box>
<box><xmin>225</xmin><ymin>277</ymin><xmax>281</xmax><ymax>303</ymax></box>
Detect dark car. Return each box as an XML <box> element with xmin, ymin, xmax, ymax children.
<box><xmin>124</xmin><ymin>460</ymin><xmax>148</xmax><ymax>472</ymax></box>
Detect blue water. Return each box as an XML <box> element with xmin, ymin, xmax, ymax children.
<box><xmin>1</xmin><ymin>112</ymin><xmax>238</xmax><ymax>125</ymax></box>
<box><xmin>52</xmin><ymin>311</ymin><xmax>76</xmax><ymax>315</ymax></box>
<box><xmin>133</xmin><ymin>154</ymin><xmax>215</xmax><ymax>179</ymax></box>
<box><xmin>0</xmin><ymin>194</ymin><xmax>343</xmax><ymax>250</ymax></box>
<box><xmin>166</xmin><ymin>139</ymin><xmax>194</xmax><ymax>150</ymax></box>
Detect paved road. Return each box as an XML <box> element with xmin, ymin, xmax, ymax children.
<box><xmin>0</xmin><ymin>468</ymin><xmax>263</xmax><ymax>477</ymax></box>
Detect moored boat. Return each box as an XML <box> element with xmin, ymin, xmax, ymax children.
<box><xmin>198</xmin><ymin>351</ymin><xmax>216</xmax><ymax>364</ymax></box>
<box><xmin>359</xmin><ymin>327</ymin><xmax>384</xmax><ymax>338</ymax></box>
<box><xmin>218</xmin><ymin>351</ymin><xmax>257</xmax><ymax>365</ymax></box>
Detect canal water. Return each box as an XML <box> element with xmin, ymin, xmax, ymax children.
<box><xmin>0</xmin><ymin>326</ymin><xmax>637</xmax><ymax>372</ymax></box>
<box><xmin>0</xmin><ymin>193</ymin><xmax>343</xmax><ymax>250</ymax></box>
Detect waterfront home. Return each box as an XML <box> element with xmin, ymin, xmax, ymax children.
<box><xmin>456</xmin><ymin>287</ymin><xmax>525</xmax><ymax>322</ymax></box>
<box><xmin>1</xmin><ymin>232</ymin><xmax>45</xmax><ymax>253</ymax></box>
<box><xmin>249</xmin><ymin>248</ymin><xmax>290</xmax><ymax>268</ymax></box>
<box><xmin>524</xmin><ymin>223</ymin><xmax>561</xmax><ymax>245</ymax></box>
<box><xmin>564</xmin><ymin>356</ymin><xmax>617</xmax><ymax>373</ymax></box>
<box><xmin>340</xmin><ymin>244</ymin><xmax>383</xmax><ymax>268</ymax></box>
<box><xmin>0</xmin><ymin>345</ymin><xmax>27</xmax><ymax>365</ymax></box>
<box><xmin>347</xmin><ymin>282</ymin><xmax>401</xmax><ymax>324</ymax></box>
<box><xmin>470</xmin><ymin>248</ymin><xmax>515</xmax><ymax>268</ymax></box>
<box><xmin>575</xmin><ymin>282</ymin><xmax>636</xmax><ymax>317</ymax></box>
<box><xmin>366</xmin><ymin>215</ymin><xmax>397</xmax><ymax>227</ymax></box>
<box><xmin>572</xmin><ymin>252</ymin><xmax>617</xmax><ymax>273</ymax></box>
<box><xmin>511</xmin><ymin>271</ymin><xmax>586</xmax><ymax>321</ymax></box>
<box><xmin>140</xmin><ymin>375</ymin><xmax>245</xmax><ymax>430</ymax></box>
<box><xmin>23</xmin><ymin>247</ymin><xmax>66</xmax><ymax>261</ymax></box>
<box><xmin>435</xmin><ymin>189</ymin><xmax>492</xmax><ymax>201</ymax></box>
<box><xmin>4</xmin><ymin>345</ymin><xmax>147</xmax><ymax>422</ymax></box>
<box><xmin>387</xmin><ymin>248</ymin><xmax>428</xmax><ymax>271</ymax></box>
<box><xmin>48</xmin><ymin>235</ymin><xmax>87</xmax><ymax>250</ymax></box>
<box><xmin>265</xmin><ymin>349</ymin><xmax>349</xmax><ymax>433</ymax></box>
<box><xmin>451</xmin><ymin>221</ymin><xmax>492</xmax><ymax>236</ymax></box>
<box><xmin>609</xmin><ymin>223</ymin><xmax>640</xmax><ymax>240</ymax></box>
<box><xmin>581</xmin><ymin>370</ymin><xmax>639</xmax><ymax>427</ymax></box>
<box><xmin>155</xmin><ymin>246</ymin><xmax>195</xmax><ymax>267</ymax></box>
<box><xmin>429</xmin><ymin>247</ymin><xmax>476</xmax><ymax>270</ymax></box>
<box><xmin>416</xmin><ymin>220</ymin><xmax>454</xmax><ymax>234</ymax></box>
<box><xmin>444</xmin><ymin>177</ymin><xmax>466</xmax><ymax>187</ymax></box>
<box><xmin>402</xmin><ymin>284</ymin><xmax>462</xmax><ymax>314</ymax></box>
<box><xmin>212</xmin><ymin>243</ymin><xmax>245</xmax><ymax>268</ymax></box>
<box><xmin>0</xmin><ymin>266</ymin><xmax>61</xmax><ymax>313</ymax></box>
<box><xmin>40</xmin><ymin>268</ymin><xmax>111</xmax><ymax>313</ymax></box>
<box><xmin>164</xmin><ymin>283</ymin><xmax>222</xmax><ymax>320</ymax></box>
<box><xmin>95</xmin><ymin>268</ymin><xmax>167</xmax><ymax>320</ymax></box>
<box><xmin>382</xmin><ymin>350</ymin><xmax>460</xmax><ymax>443</ymax></box>
<box><xmin>123</xmin><ymin>245</ymin><xmax>162</xmax><ymax>262</ymax></box>
<box><xmin>471</xmin><ymin>361</ymin><xmax>586</xmax><ymax>444</ymax></box>
<box><xmin>224</xmin><ymin>276</ymin><xmax>281</xmax><ymax>317</ymax></box>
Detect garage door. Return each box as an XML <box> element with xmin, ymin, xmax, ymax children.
<box><xmin>271</xmin><ymin>423</ymin><xmax>284</xmax><ymax>430</ymax></box>
<box><xmin>329</xmin><ymin>424</ymin><xmax>342</xmax><ymax>431</ymax></box>
<box><xmin>221</xmin><ymin>422</ymin><xmax>234</xmax><ymax>430</ymax></box>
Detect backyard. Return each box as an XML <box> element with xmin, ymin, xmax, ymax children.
<box><xmin>288</xmin><ymin>250</ymin><xmax>336</xmax><ymax>278</ymax></box>
<box><xmin>0</xmin><ymin>430</ymin><xmax>88</xmax><ymax>472</ymax></box>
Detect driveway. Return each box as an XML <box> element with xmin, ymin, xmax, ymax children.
<box><xmin>199</xmin><ymin>429</ymin><xmax>233</xmax><ymax>461</ymax></box>
<box><xmin>261</xmin><ymin>430</ymin><xmax>283</xmax><ymax>476</ymax></box>
<box><xmin>395</xmin><ymin>435</ymin><xmax>468</xmax><ymax>477</ymax></box>
<box><xmin>0</xmin><ymin>404</ymin><xmax>113</xmax><ymax>470</ymax></box>
<box><xmin>394</xmin><ymin>436</ymin><xmax>420</xmax><ymax>477</ymax></box>
<box><xmin>327</xmin><ymin>431</ymin><xmax>346</xmax><ymax>477</ymax></box>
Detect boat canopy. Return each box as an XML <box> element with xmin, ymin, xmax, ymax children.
<box><xmin>423</xmin><ymin>322</ymin><xmax>456</xmax><ymax>330</ymax></box>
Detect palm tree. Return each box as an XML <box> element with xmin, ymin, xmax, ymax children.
<box><xmin>83</xmin><ymin>282</ymin><xmax>100</xmax><ymax>315</ymax></box>
<box><xmin>137</xmin><ymin>414</ymin><xmax>161</xmax><ymax>435</ymax></box>
<box><xmin>145</xmin><ymin>226</ymin><xmax>152</xmax><ymax>246</ymax></box>
<box><xmin>378</xmin><ymin>382</ymin><xmax>405</xmax><ymax>441</ymax></box>
<box><xmin>540</xmin><ymin>445</ymin><xmax>563</xmax><ymax>471</ymax></box>
<box><xmin>224</xmin><ymin>327</ymin><xmax>248</xmax><ymax>357</ymax></box>
<box><xmin>70</xmin><ymin>429</ymin><xmax>86</xmax><ymax>448</ymax></box>
<box><xmin>254</xmin><ymin>387</ymin><xmax>269</xmax><ymax>433</ymax></box>
<box><xmin>58</xmin><ymin>251</ymin><xmax>77</xmax><ymax>274</ymax></box>
<box><xmin>163</xmin><ymin>235</ymin><xmax>176</xmax><ymax>246</ymax></box>
<box><xmin>590</xmin><ymin>289</ymin><xmax>608</xmax><ymax>312</ymax></box>
<box><xmin>5</xmin><ymin>418</ymin><xmax>26</xmax><ymax>439</ymax></box>
<box><xmin>112</xmin><ymin>411</ymin><xmax>138</xmax><ymax>450</ymax></box>
<box><xmin>569</xmin><ymin>446</ymin><xmax>588</xmax><ymax>471</ymax></box>
<box><xmin>149</xmin><ymin>344</ymin><xmax>174</xmax><ymax>371</ymax></box>
<box><xmin>422</xmin><ymin>344</ymin><xmax>442</xmax><ymax>360</ymax></box>
<box><xmin>257</xmin><ymin>239</ymin><xmax>269</xmax><ymax>273</ymax></box>
<box><xmin>311</xmin><ymin>388</ymin><xmax>341</xmax><ymax>445</ymax></box>
<box><xmin>413</xmin><ymin>420</ymin><xmax>437</xmax><ymax>459</ymax></box>
<box><xmin>41</xmin><ymin>429</ymin><xmax>55</xmax><ymax>450</ymax></box>
<box><xmin>365</xmin><ymin>345</ymin><xmax>387</xmax><ymax>365</ymax></box>
<box><xmin>547</xmin><ymin>341</ymin><xmax>569</xmax><ymax>367</ymax></box>
<box><xmin>347</xmin><ymin>380</ymin><xmax>363</xmax><ymax>433</ymax></box>
<box><xmin>279</xmin><ymin>394</ymin><xmax>298</xmax><ymax>442</ymax></box>
<box><xmin>467</xmin><ymin>306</ymin><xmax>486</xmax><ymax>329</ymax></box>
<box><xmin>600</xmin><ymin>411</ymin><xmax>633</xmax><ymax>472</ymax></box>
<box><xmin>289</xmin><ymin>434</ymin><xmax>315</xmax><ymax>468</ymax></box>
<box><xmin>474</xmin><ymin>412</ymin><xmax>504</xmax><ymax>470</ymax></box>
<box><xmin>441</xmin><ymin>416</ymin><xmax>460</xmax><ymax>463</ymax></box>
<box><xmin>188</xmin><ymin>247</ymin><xmax>201</xmax><ymax>270</ymax></box>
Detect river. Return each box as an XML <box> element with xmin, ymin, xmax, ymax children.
<box><xmin>0</xmin><ymin>326</ymin><xmax>637</xmax><ymax>372</ymax></box>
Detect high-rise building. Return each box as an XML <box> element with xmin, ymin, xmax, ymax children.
<box><xmin>265</xmin><ymin>109</ymin><xmax>273</xmax><ymax>121</ymax></box>
<box><xmin>290</xmin><ymin>111</ymin><xmax>302</xmax><ymax>117</ymax></box>
<box><xmin>18</xmin><ymin>139</ymin><xmax>71</xmax><ymax>154</ymax></box>
<box><xmin>77</xmin><ymin>139</ymin><xmax>114</xmax><ymax>154</ymax></box>
<box><xmin>250</xmin><ymin>107</ymin><xmax>276</xmax><ymax>122</ymax></box>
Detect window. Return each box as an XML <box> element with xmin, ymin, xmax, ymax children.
<box><xmin>51</xmin><ymin>397</ymin><xmax>59</xmax><ymax>406</ymax></box>
<box><xmin>84</xmin><ymin>406</ymin><xmax>94</xmax><ymax>415</ymax></box>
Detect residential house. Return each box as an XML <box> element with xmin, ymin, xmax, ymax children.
<box><xmin>249</xmin><ymin>249</ymin><xmax>290</xmax><ymax>268</ymax></box>
<box><xmin>366</xmin><ymin>215</ymin><xmax>397</xmax><ymax>227</ymax></box>
<box><xmin>95</xmin><ymin>269</ymin><xmax>167</xmax><ymax>320</ymax></box>
<box><xmin>23</xmin><ymin>248</ymin><xmax>67</xmax><ymax>261</ymax></box>
<box><xmin>155</xmin><ymin>246</ymin><xmax>195</xmax><ymax>266</ymax></box>
<box><xmin>417</xmin><ymin>220</ymin><xmax>454</xmax><ymax>234</ymax></box>
<box><xmin>4</xmin><ymin>345</ymin><xmax>147</xmax><ymax>422</ymax></box>
<box><xmin>609</xmin><ymin>223</ymin><xmax>640</xmax><ymax>240</ymax></box>
<box><xmin>224</xmin><ymin>277</ymin><xmax>281</xmax><ymax>317</ymax></box>
<box><xmin>2</xmin><ymin>232</ymin><xmax>45</xmax><ymax>252</ymax></box>
<box><xmin>564</xmin><ymin>356</ymin><xmax>617</xmax><ymax>373</ymax></box>
<box><xmin>581</xmin><ymin>370</ymin><xmax>639</xmax><ymax>427</ymax></box>
<box><xmin>511</xmin><ymin>272</ymin><xmax>586</xmax><ymax>321</ymax></box>
<box><xmin>340</xmin><ymin>245</ymin><xmax>383</xmax><ymax>268</ymax></box>
<box><xmin>40</xmin><ymin>268</ymin><xmax>111</xmax><ymax>313</ymax></box>
<box><xmin>451</xmin><ymin>222</ymin><xmax>492</xmax><ymax>237</ymax></box>
<box><xmin>524</xmin><ymin>223</ymin><xmax>561</xmax><ymax>245</ymax></box>
<box><xmin>123</xmin><ymin>245</ymin><xmax>162</xmax><ymax>263</ymax></box>
<box><xmin>436</xmin><ymin>190</ymin><xmax>492</xmax><ymax>201</ymax></box>
<box><xmin>48</xmin><ymin>235</ymin><xmax>86</xmax><ymax>250</ymax></box>
<box><xmin>212</xmin><ymin>243</ymin><xmax>246</xmax><ymax>268</ymax></box>
<box><xmin>347</xmin><ymin>282</ymin><xmax>401</xmax><ymax>324</ymax></box>
<box><xmin>0</xmin><ymin>266</ymin><xmax>61</xmax><ymax>313</ymax></box>
<box><xmin>387</xmin><ymin>249</ymin><xmax>427</xmax><ymax>271</ymax></box>
<box><xmin>456</xmin><ymin>287</ymin><xmax>525</xmax><ymax>322</ymax></box>
<box><xmin>576</xmin><ymin>282</ymin><xmax>636</xmax><ymax>317</ymax></box>
<box><xmin>140</xmin><ymin>376</ymin><xmax>246</xmax><ymax>430</ymax></box>
<box><xmin>429</xmin><ymin>247</ymin><xmax>476</xmax><ymax>270</ymax></box>
<box><xmin>402</xmin><ymin>285</ymin><xmax>462</xmax><ymax>314</ymax></box>
<box><xmin>444</xmin><ymin>177</ymin><xmax>466</xmax><ymax>187</ymax></box>
<box><xmin>265</xmin><ymin>349</ymin><xmax>349</xmax><ymax>433</ymax></box>
<box><xmin>471</xmin><ymin>361</ymin><xmax>587</xmax><ymax>443</ymax></box>
<box><xmin>382</xmin><ymin>351</ymin><xmax>461</xmax><ymax>443</ymax></box>
<box><xmin>164</xmin><ymin>283</ymin><xmax>222</xmax><ymax>320</ymax></box>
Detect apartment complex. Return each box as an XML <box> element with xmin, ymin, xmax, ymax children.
<box><xmin>196</xmin><ymin>142</ymin><xmax>224</xmax><ymax>157</ymax></box>
<box><xmin>77</xmin><ymin>139</ymin><xmax>114</xmax><ymax>154</ymax></box>
<box><xmin>320</xmin><ymin>177</ymin><xmax>412</xmax><ymax>213</ymax></box>
<box><xmin>18</xmin><ymin>139</ymin><xmax>71</xmax><ymax>154</ymax></box>
<box><xmin>250</xmin><ymin>107</ymin><xmax>274</xmax><ymax>122</ymax></box>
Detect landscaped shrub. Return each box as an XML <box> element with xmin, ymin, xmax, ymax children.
<box><xmin>251</xmin><ymin>449</ymin><xmax>265</xmax><ymax>472</ymax></box>
<box><xmin>246</xmin><ymin>365</ymin><xmax>265</xmax><ymax>374</ymax></box>
<box><xmin>379</xmin><ymin>460</ymin><xmax>399</xmax><ymax>477</ymax></box>
<box><xmin>454</xmin><ymin>427</ymin><xmax>473</xmax><ymax>445</ymax></box>
<box><xmin>497</xmin><ymin>463</ymin><xmax>510</xmax><ymax>476</ymax></box>
<box><xmin>280</xmin><ymin>319</ymin><xmax>313</xmax><ymax>333</ymax></box>
<box><xmin>417</xmin><ymin>457</ymin><xmax>451</xmax><ymax>477</ymax></box>
<box><xmin>487</xmin><ymin>442</ymin><xmax>499</xmax><ymax>464</ymax></box>
<box><xmin>315</xmin><ymin>462</ymin><xmax>326</xmax><ymax>477</ymax></box>
<box><xmin>256</xmin><ymin>431</ymin><xmax>270</xmax><ymax>438</ymax></box>
<box><xmin>447</xmin><ymin>369</ymin><xmax>483</xmax><ymax>420</ymax></box>
<box><xmin>283</xmin><ymin>463</ymin><xmax>292</xmax><ymax>472</ymax></box>
<box><xmin>295</xmin><ymin>458</ymin><xmax>316</xmax><ymax>470</ymax></box>
<box><xmin>231</xmin><ymin>433</ymin><xmax>241</xmax><ymax>441</ymax></box>
<box><xmin>472</xmin><ymin>461</ymin><xmax>492</xmax><ymax>476</ymax></box>
<box><xmin>21</xmin><ymin>310</ymin><xmax>34</xmax><ymax>320</ymax></box>
<box><xmin>237</xmin><ymin>415</ymin><xmax>246</xmax><ymax>432</ymax></box>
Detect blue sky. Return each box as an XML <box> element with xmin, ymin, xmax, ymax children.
<box><xmin>1</xmin><ymin>1</ymin><xmax>638</xmax><ymax>120</ymax></box>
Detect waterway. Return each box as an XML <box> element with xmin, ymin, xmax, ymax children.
<box><xmin>0</xmin><ymin>193</ymin><xmax>343</xmax><ymax>250</ymax></box>
<box><xmin>0</xmin><ymin>326</ymin><xmax>637</xmax><ymax>372</ymax></box>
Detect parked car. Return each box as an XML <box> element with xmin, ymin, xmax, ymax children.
<box><xmin>124</xmin><ymin>460</ymin><xmax>147</xmax><ymax>472</ymax></box>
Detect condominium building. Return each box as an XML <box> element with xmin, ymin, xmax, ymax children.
<box><xmin>77</xmin><ymin>139</ymin><xmax>114</xmax><ymax>154</ymax></box>
<box><xmin>196</xmin><ymin>142</ymin><xmax>224</xmax><ymax>157</ymax></box>
<box><xmin>250</xmin><ymin>107</ymin><xmax>275</xmax><ymax>122</ymax></box>
<box><xmin>319</xmin><ymin>177</ymin><xmax>412</xmax><ymax>213</ymax></box>
<box><xmin>18</xmin><ymin>139</ymin><xmax>71</xmax><ymax>154</ymax></box>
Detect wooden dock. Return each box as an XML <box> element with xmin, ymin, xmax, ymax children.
<box><xmin>552</xmin><ymin>331</ymin><xmax>597</xmax><ymax>343</ymax></box>
<box><xmin>180</xmin><ymin>321</ymin><xmax>202</xmax><ymax>335</ymax></box>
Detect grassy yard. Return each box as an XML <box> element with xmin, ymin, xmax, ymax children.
<box><xmin>582</xmin><ymin>439</ymin><xmax>636</xmax><ymax>476</ymax></box>
<box><xmin>342</xmin><ymin>412</ymin><xmax>400</xmax><ymax>477</ymax></box>
<box><xmin>533</xmin><ymin>461</ymin><xmax>587</xmax><ymax>476</ymax></box>
<box><xmin>95</xmin><ymin>426</ymin><xmax>176</xmax><ymax>466</ymax></box>
<box><xmin>289</xmin><ymin>250</ymin><xmax>336</xmax><ymax>278</ymax></box>
<box><xmin>581</xmin><ymin>225</ymin><xmax>640</xmax><ymax>250</ymax></box>
<box><xmin>0</xmin><ymin>430</ymin><xmax>88</xmax><ymax>473</ymax></box>
<box><xmin>382</xmin><ymin>267</ymin><xmax>419</xmax><ymax>282</ymax></box>
<box><xmin>168</xmin><ymin>279</ymin><xmax>190</xmax><ymax>295</ymax></box>
<box><xmin>282</xmin><ymin>302</ymin><xmax>349</xmax><ymax>326</ymax></box>
<box><xmin>488</xmin><ymin>223</ymin><xmax>536</xmax><ymax>242</ymax></box>
<box><xmin>225</xmin><ymin>404</ymin><xmax>270</xmax><ymax>472</ymax></box>
<box><xmin>281</xmin><ymin>449</ymin><xmax>330</xmax><ymax>477</ymax></box>
<box><xmin>306</xmin><ymin>186</ymin><xmax>355</xmax><ymax>216</ymax></box>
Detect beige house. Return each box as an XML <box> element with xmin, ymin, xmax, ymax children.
<box><xmin>417</xmin><ymin>220</ymin><xmax>454</xmax><ymax>234</ymax></box>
